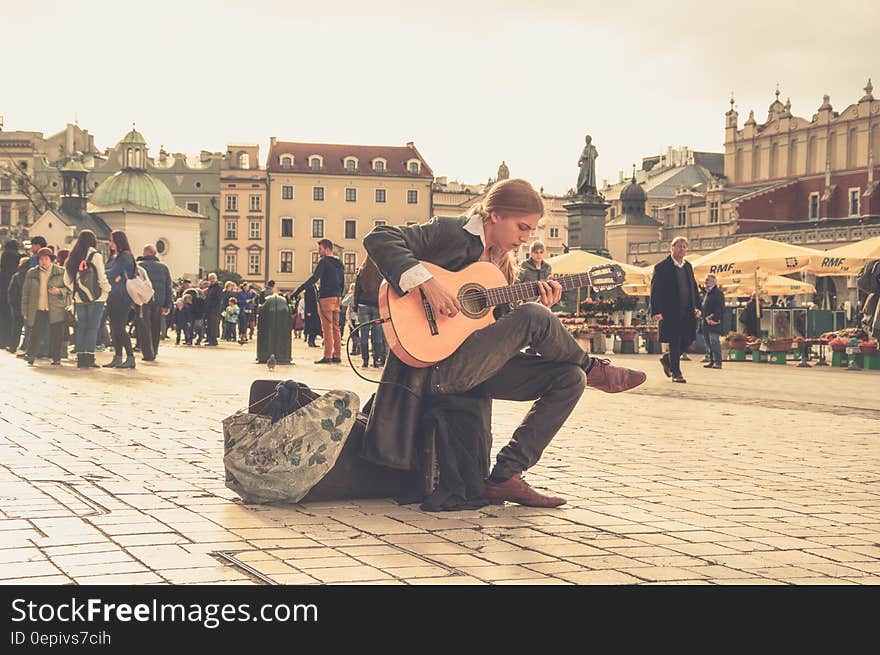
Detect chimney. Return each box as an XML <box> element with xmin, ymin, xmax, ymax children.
<box><xmin>270</xmin><ymin>136</ymin><xmax>277</xmax><ymax>147</ymax></box>
<box><xmin>66</xmin><ymin>124</ymin><xmax>75</xmax><ymax>157</ymax></box>
<box><xmin>406</xmin><ymin>141</ymin><xmax>414</xmax><ymax>148</ymax></box>
<box><xmin>619</xmin><ymin>170</ymin><xmax>625</xmax><ymax>183</ymax></box>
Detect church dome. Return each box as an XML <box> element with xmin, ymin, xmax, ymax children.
<box><xmin>91</xmin><ymin>170</ymin><xmax>176</xmax><ymax>212</ymax></box>
<box><xmin>620</xmin><ymin>177</ymin><xmax>646</xmax><ymax>202</ymax></box>
<box><xmin>120</xmin><ymin>128</ymin><xmax>147</xmax><ymax>145</ymax></box>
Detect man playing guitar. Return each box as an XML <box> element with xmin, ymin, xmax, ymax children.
<box><xmin>363</xmin><ymin>178</ymin><xmax>646</xmax><ymax>507</ymax></box>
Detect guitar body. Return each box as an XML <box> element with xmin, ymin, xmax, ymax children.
<box><xmin>379</xmin><ymin>261</ymin><xmax>507</xmax><ymax>368</ymax></box>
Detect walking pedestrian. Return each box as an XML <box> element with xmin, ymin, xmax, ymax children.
<box><xmin>21</xmin><ymin>247</ymin><xmax>70</xmax><ymax>365</ymax></box>
<box><xmin>64</xmin><ymin>230</ymin><xmax>111</xmax><ymax>369</ymax></box>
<box><xmin>136</xmin><ymin>244</ymin><xmax>173</xmax><ymax>361</ymax></box>
<box><xmin>104</xmin><ymin>230</ymin><xmax>137</xmax><ymax>369</ymax></box>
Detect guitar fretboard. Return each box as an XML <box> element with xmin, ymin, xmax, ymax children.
<box><xmin>483</xmin><ymin>272</ymin><xmax>596</xmax><ymax>307</ymax></box>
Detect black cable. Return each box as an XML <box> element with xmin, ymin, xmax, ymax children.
<box><xmin>344</xmin><ymin>318</ymin><xmax>422</xmax><ymax>399</ymax></box>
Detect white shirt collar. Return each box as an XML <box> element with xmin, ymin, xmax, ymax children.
<box><xmin>672</xmin><ymin>256</ymin><xmax>686</xmax><ymax>268</ymax></box>
<box><xmin>463</xmin><ymin>213</ymin><xmax>486</xmax><ymax>248</ymax></box>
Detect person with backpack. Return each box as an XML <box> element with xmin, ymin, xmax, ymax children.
<box><xmin>63</xmin><ymin>230</ymin><xmax>111</xmax><ymax>369</ymax></box>
<box><xmin>103</xmin><ymin>230</ymin><xmax>137</xmax><ymax>369</ymax></box>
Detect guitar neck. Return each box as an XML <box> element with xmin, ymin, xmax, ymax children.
<box><xmin>484</xmin><ymin>272</ymin><xmax>594</xmax><ymax>307</ymax></box>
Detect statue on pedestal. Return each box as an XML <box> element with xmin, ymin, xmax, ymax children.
<box><xmin>576</xmin><ymin>134</ymin><xmax>598</xmax><ymax>196</ymax></box>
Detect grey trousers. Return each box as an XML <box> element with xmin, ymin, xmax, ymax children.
<box><xmin>429</xmin><ymin>302</ymin><xmax>589</xmax><ymax>480</ymax></box>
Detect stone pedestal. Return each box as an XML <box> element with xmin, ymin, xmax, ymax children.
<box><xmin>564</xmin><ymin>193</ymin><xmax>611</xmax><ymax>256</ymax></box>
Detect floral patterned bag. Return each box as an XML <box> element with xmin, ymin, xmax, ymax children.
<box><xmin>223</xmin><ymin>389</ymin><xmax>359</xmax><ymax>504</ymax></box>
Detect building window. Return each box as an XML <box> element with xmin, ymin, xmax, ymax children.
<box><xmin>709</xmin><ymin>201</ymin><xmax>719</xmax><ymax>224</ymax></box>
<box><xmin>345</xmin><ymin>159</ymin><xmax>357</xmax><ymax>172</ymax></box>
<box><xmin>280</xmin><ymin>155</ymin><xmax>293</xmax><ymax>169</ymax></box>
<box><xmin>849</xmin><ymin>188</ymin><xmax>860</xmax><ymax>216</ymax></box>
<box><xmin>282</xmin><ymin>185</ymin><xmax>294</xmax><ymax>200</ymax></box>
<box><xmin>280</xmin><ymin>250</ymin><xmax>293</xmax><ymax>273</ymax></box>
<box><xmin>226</xmin><ymin>195</ymin><xmax>238</xmax><ymax>211</ymax></box>
<box><xmin>375</xmin><ymin>189</ymin><xmax>386</xmax><ymax>203</ymax></box>
<box><xmin>408</xmin><ymin>161</ymin><xmax>420</xmax><ymax>174</ymax></box>
<box><xmin>0</xmin><ymin>205</ymin><xmax>10</xmax><ymax>226</ymax></box>
<box><xmin>225</xmin><ymin>220</ymin><xmax>238</xmax><ymax>240</ymax></box>
<box><xmin>407</xmin><ymin>190</ymin><xmax>418</xmax><ymax>204</ymax></box>
<box><xmin>225</xmin><ymin>252</ymin><xmax>237</xmax><ymax>271</ymax></box>
<box><xmin>249</xmin><ymin>195</ymin><xmax>261</xmax><ymax>212</ymax></box>
<box><xmin>677</xmin><ymin>205</ymin><xmax>686</xmax><ymax>227</ymax></box>
<box><xmin>310</xmin><ymin>157</ymin><xmax>321</xmax><ymax>171</ymax></box>
<box><xmin>239</xmin><ymin>153</ymin><xmax>250</xmax><ymax>169</ymax></box>
<box><xmin>248</xmin><ymin>252</ymin><xmax>261</xmax><ymax>276</ymax></box>
<box><xmin>186</xmin><ymin>202</ymin><xmax>200</xmax><ymax>214</ymax></box>
<box><xmin>809</xmin><ymin>192</ymin><xmax>820</xmax><ymax>220</ymax></box>
<box><xmin>281</xmin><ymin>217</ymin><xmax>294</xmax><ymax>237</ymax></box>
<box><xmin>312</xmin><ymin>218</ymin><xmax>324</xmax><ymax>238</ymax></box>
<box><xmin>549</xmin><ymin>227</ymin><xmax>560</xmax><ymax>238</ymax></box>
<box><xmin>610</xmin><ymin>207</ymin><xmax>616</xmax><ymax>219</ymax></box>
<box><xmin>374</xmin><ymin>160</ymin><xmax>385</xmax><ymax>173</ymax></box>
<box><xmin>311</xmin><ymin>251</ymin><xmax>320</xmax><ymax>272</ymax></box>
<box><xmin>344</xmin><ymin>219</ymin><xmax>357</xmax><ymax>240</ymax></box>
<box><xmin>313</xmin><ymin>186</ymin><xmax>324</xmax><ymax>201</ymax></box>
<box><xmin>344</xmin><ymin>252</ymin><xmax>357</xmax><ymax>277</ymax></box>
<box><xmin>374</xmin><ymin>220</ymin><xmax>386</xmax><ymax>227</ymax></box>
<box><xmin>345</xmin><ymin>187</ymin><xmax>357</xmax><ymax>202</ymax></box>
<box><xmin>249</xmin><ymin>220</ymin><xmax>261</xmax><ymax>240</ymax></box>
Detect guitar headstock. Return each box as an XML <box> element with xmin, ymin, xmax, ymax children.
<box><xmin>587</xmin><ymin>263</ymin><xmax>626</xmax><ymax>291</ymax></box>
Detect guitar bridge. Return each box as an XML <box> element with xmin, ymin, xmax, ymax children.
<box><xmin>419</xmin><ymin>289</ymin><xmax>439</xmax><ymax>336</ymax></box>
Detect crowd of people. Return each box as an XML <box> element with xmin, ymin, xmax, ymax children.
<box><xmin>0</xmin><ymin>231</ymin><xmax>388</xmax><ymax>371</ymax></box>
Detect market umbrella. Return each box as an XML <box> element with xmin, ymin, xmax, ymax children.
<box><xmin>805</xmin><ymin>235</ymin><xmax>880</xmax><ymax>276</ymax></box>
<box><xmin>691</xmin><ymin>237</ymin><xmax>821</xmax><ymax>318</ymax></box>
<box><xmin>722</xmin><ymin>274</ymin><xmax>815</xmax><ymax>297</ymax></box>
<box><xmin>690</xmin><ymin>236</ymin><xmax>822</xmax><ymax>280</ymax></box>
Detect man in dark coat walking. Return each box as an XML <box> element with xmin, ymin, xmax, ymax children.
<box><xmin>650</xmin><ymin>236</ymin><xmax>701</xmax><ymax>383</ymax></box>
<box><xmin>136</xmin><ymin>244</ymin><xmax>173</xmax><ymax>361</ymax></box>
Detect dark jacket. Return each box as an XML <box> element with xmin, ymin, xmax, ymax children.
<box><xmin>7</xmin><ymin>262</ymin><xmax>28</xmax><ymax>316</ymax></box>
<box><xmin>294</xmin><ymin>255</ymin><xmax>345</xmax><ymax>299</ymax></box>
<box><xmin>303</xmin><ymin>285</ymin><xmax>321</xmax><ymax>336</ymax></box>
<box><xmin>362</xmin><ymin>216</ymin><xmax>485</xmax><ymax>470</ymax></box>
<box><xmin>516</xmin><ymin>257</ymin><xmax>551</xmax><ymax>284</ymax></box>
<box><xmin>189</xmin><ymin>290</ymin><xmax>207</xmax><ymax>320</ymax></box>
<box><xmin>701</xmin><ymin>285</ymin><xmax>725</xmax><ymax>334</ymax></box>
<box><xmin>105</xmin><ymin>250</ymin><xmax>136</xmax><ymax>302</ymax></box>
<box><xmin>650</xmin><ymin>255</ymin><xmax>700</xmax><ymax>345</ymax></box>
<box><xmin>740</xmin><ymin>298</ymin><xmax>760</xmax><ymax>337</ymax></box>
<box><xmin>138</xmin><ymin>255</ymin><xmax>173</xmax><ymax>310</ymax></box>
<box><xmin>205</xmin><ymin>281</ymin><xmax>223</xmax><ymax>313</ymax></box>
<box><xmin>353</xmin><ymin>258</ymin><xmax>382</xmax><ymax>309</ymax></box>
<box><xmin>1</xmin><ymin>241</ymin><xmax>21</xmax><ymax>306</ymax></box>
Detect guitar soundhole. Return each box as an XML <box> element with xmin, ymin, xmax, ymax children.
<box><xmin>458</xmin><ymin>283</ymin><xmax>490</xmax><ymax>319</ymax></box>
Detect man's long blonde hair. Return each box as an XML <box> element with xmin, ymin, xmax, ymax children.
<box><xmin>466</xmin><ymin>178</ymin><xmax>544</xmax><ymax>284</ymax></box>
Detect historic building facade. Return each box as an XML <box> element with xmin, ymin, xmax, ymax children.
<box><xmin>433</xmin><ymin>163</ymin><xmax>569</xmax><ymax>262</ymax></box>
<box><xmin>265</xmin><ymin>139</ymin><xmax>433</xmax><ymax>290</ymax></box>
<box><xmin>219</xmin><ymin>144</ymin><xmax>268</xmax><ymax>284</ymax></box>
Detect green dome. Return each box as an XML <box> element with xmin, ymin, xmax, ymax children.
<box><xmin>60</xmin><ymin>158</ymin><xmax>88</xmax><ymax>173</ymax></box>
<box><xmin>91</xmin><ymin>170</ymin><xmax>176</xmax><ymax>212</ymax></box>
<box><xmin>121</xmin><ymin>128</ymin><xmax>147</xmax><ymax>145</ymax></box>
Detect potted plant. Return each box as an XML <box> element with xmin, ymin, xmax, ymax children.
<box><xmin>828</xmin><ymin>338</ymin><xmax>848</xmax><ymax>353</ymax></box>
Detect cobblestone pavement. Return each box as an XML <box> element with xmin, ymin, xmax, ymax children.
<box><xmin>1</xmin><ymin>336</ymin><xmax>878</xmax><ymax>585</ymax></box>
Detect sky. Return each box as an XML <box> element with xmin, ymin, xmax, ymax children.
<box><xmin>2</xmin><ymin>0</ymin><xmax>878</xmax><ymax>195</ymax></box>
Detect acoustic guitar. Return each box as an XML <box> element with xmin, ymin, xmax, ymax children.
<box><xmin>379</xmin><ymin>260</ymin><xmax>626</xmax><ymax>368</ymax></box>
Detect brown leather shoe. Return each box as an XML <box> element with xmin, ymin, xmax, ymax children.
<box><xmin>586</xmin><ymin>358</ymin><xmax>647</xmax><ymax>393</ymax></box>
<box><xmin>485</xmin><ymin>473</ymin><xmax>566</xmax><ymax>508</ymax></box>
<box><xmin>660</xmin><ymin>353</ymin><xmax>672</xmax><ymax>377</ymax></box>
